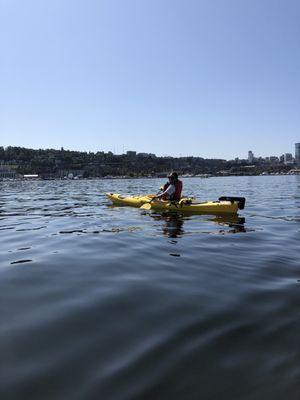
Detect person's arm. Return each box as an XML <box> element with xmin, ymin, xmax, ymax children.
<box><xmin>153</xmin><ymin>184</ymin><xmax>175</xmax><ymax>200</ymax></box>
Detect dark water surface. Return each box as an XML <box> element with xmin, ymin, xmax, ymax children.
<box><xmin>1</xmin><ymin>176</ymin><xmax>300</xmax><ymax>400</ymax></box>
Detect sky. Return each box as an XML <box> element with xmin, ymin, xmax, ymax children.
<box><xmin>1</xmin><ymin>0</ymin><xmax>300</xmax><ymax>159</ymax></box>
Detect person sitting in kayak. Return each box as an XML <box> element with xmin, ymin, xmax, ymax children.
<box><xmin>152</xmin><ymin>172</ymin><xmax>183</xmax><ymax>201</ymax></box>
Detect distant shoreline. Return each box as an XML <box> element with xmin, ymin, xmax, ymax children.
<box><xmin>1</xmin><ymin>171</ymin><xmax>300</xmax><ymax>182</ymax></box>
<box><xmin>1</xmin><ymin>146</ymin><xmax>298</xmax><ymax>180</ymax></box>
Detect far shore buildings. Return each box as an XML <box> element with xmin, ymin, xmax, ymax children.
<box><xmin>1</xmin><ymin>143</ymin><xmax>300</xmax><ymax>179</ymax></box>
<box><xmin>246</xmin><ymin>143</ymin><xmax>300</xmax><ymax>166</ymax></box>
<box><xmin>295</xmin><ymin>143</ymin><xmax>300</xmax><ymax>166</ymax></box>
<box><xmin>248</xmin><ymin>151</ymin><xmax>254</xmax><ymax>164</ymax></box>
<box><xmin>284</xmin><ymin>153</ymin><xmax>293</xmax><ymax>165</ymax></box>
<box><xmin>0</xmin><ymin>166</ymin><xmax>16</xmax><ymax>179</ymax></box>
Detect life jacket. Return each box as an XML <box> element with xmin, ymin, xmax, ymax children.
<box><xmin>162</xmin><ymin>180</ymin><xmax>182</xmax><ymax>201</ymax></box>
<box><xmin>173</xmin><ymin>180</ymin><xmax>182</xmax><ymax>200</ymax></box>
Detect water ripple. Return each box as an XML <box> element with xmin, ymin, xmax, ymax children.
<box><xmin>1</xmin><ymin>176</ymin><xmax>300</xmax><ymax>399</ymax></box>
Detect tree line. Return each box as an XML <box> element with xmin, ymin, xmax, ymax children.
<box><xmin>0</xmin><ymin>146</ymin><xmax>291</xmax><ymax>177</ymax></box>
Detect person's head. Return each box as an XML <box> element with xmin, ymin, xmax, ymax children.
<box><xmin>168</xmin><ymin>172</ymin><xmax>178</xmax><ymax>182</ymax></box>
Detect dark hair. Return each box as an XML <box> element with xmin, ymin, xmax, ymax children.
<box><xmin>168</xmin><ymin>172</ymin><xmax>178</xmax><ymax>179</ymax></box>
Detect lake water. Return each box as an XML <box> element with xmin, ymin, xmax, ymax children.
<box><xmin>0</xmin><ymin>176</ymin><xmax>300</xmax><ymax>400</ymax></box>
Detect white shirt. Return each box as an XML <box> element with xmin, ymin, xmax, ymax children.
<box><xmin>161</xmin><ymin>183</ymin><xmax>175</xmax><ymax>198</ymax></box>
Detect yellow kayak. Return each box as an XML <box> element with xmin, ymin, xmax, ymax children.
<box><xmin>106</xmin><ymin>193</ymin><xmax>245</xmax><ymax>214</ymax></box>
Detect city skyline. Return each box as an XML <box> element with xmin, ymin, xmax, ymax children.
<box><xmin>2</xmin><ymin>142</ymin><xmax>299</xmax><ymax>162</ymax></box>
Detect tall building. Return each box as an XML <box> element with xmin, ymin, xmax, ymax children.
<box><xmin>248</xmin><ymin>151</ymin><xmax>254</xmax><ymax>164</ymax></box>
<box><xmin>295</xmin><ymin>143</ymin><xmax>300</xmax><ymax>166</ymax></box>
<box><xmin>284</xmin><ymin>153</ymin><xmax>293</xmax><ymax>165</ymax></box>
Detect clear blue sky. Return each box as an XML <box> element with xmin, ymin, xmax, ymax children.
<box><xmin>1</xmin><ymin>0</ymin><xmax>299</xmax><ymax>159</ymax></box>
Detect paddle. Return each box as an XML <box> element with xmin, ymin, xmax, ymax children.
<box><xmin>140</xmin><ymin>195</ymin><xmax>159</xmax><ymax>210</ymax></box>
<box><xmin>140</xmin><ymin>191</ymin><xmax>162</xmax><ymax>210</ymax></box>
<box><xmin>140</xmin><ymin>202</ymin><xmax>152</xmax><ymax>210</ymax></box>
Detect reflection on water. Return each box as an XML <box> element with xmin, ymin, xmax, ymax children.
<box><xmin>210</xmin><ymin>215</ymin><xmax>246</xmax><ymax>234</ymax></box>
<box><xmin>148</xmin><ymin>212</ymin><xmax>246</xmax><ymax>238</ymax></box>
<box><xmin>1</xmin><ymin>177</ymin><xmax>300</xmax><ymax>400</ymax></box>
<box><xmin>149</xmin><ymin>212</ymin><xmax>185</xmax><ymax>238</ymax></box>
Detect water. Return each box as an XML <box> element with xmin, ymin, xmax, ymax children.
<box><xmin>0</xmin><ymin>176</ymin><xmax>299</xmax><ymax>400</ymax></box>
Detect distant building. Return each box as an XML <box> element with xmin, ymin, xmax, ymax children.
<box><xmin>269</xmin><ymin>156</ymin><xmax>279</xmax><ymax>164</ymax></box>
<box><xmin>126</xmin><ymin>151</ymin><xmax>136</xmax><ymax>158</ymax></box>
<box><xmin>0</xmin><ymin>167</ymin><xmax>16</xmax><ymax>179</ymax></box>
<box><xmin>295</xmin><ymin>143</ymin><xmax>300</xmax><ymax>165</ymax></box>
<box><xmin>57</xmin><ymin>169</ymin><xmax>82</xmax><ymax>178</ymax></box>
<box><xmin>137</xmin><ymin>153</ymin><xmax>150</xmax><ymax>158</ymax></box>
<box><xmin>248</xmin><ymin>151</ymin><xmax>254</xmax><ymax>163</ymax></box>
<box><xmin>284</xmin><ymin>153</ymin><xmax>293</xmax><ymax>165</ymax></box>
